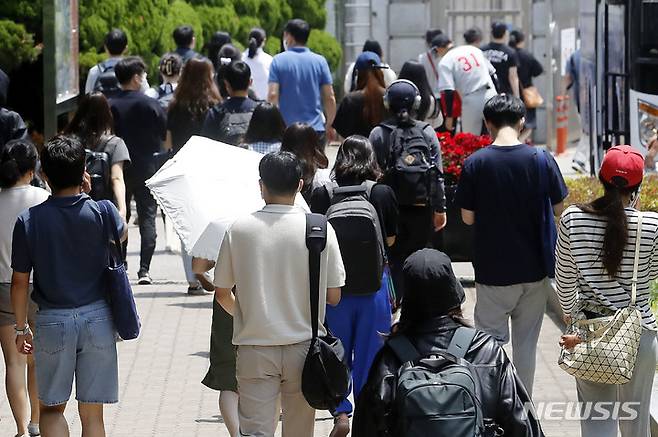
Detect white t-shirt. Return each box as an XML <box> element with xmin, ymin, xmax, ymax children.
<box><xmin>0</xmin><ymin>185</ymin><xmax>50</xmax><ymax>283</ymax></box>
<box><xmin>418</xmin><ymin>50</ymin><xmax>441</xmax><ymax>95</ymax></box>
<box><xmin>214</xmin><ymin>204</ymin><xmax>345</xmax><ymax>346</ymax></box>
<box><xmin>242</xmin><ymin>48</ymin><xmax>273</xmax><ymax>100</ymax></box>
<box><xmin>438</xmin><ymin>45</ymin><xmax>495</xmax><ymax>96</ymax></box>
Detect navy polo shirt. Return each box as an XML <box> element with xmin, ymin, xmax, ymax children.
<box><xmin>456</xmin><ymin>144</ymin><xmax>568</xmax><ymax>286</ymax></box>
<box><xmin>11</xmin><ymin>195</ymin><xmax>124</xmax><ymax>309</ymax></box>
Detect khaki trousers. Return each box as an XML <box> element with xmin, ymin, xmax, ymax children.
<box><xmin>236</xmin><ymin>341</ymin><xmax>314</xmax><ymax>437</ymax></box>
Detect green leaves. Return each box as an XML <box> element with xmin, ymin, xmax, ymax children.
<box><xmin>0</xmin><ymin>20</ymin><xmax>39</xmax><ymax>72</ymax></box>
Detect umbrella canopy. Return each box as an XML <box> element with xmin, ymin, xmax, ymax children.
<box><xmin>145</xmin><ymin>135</ymin><xmax>308</xmax><ymax>261</ymax></box>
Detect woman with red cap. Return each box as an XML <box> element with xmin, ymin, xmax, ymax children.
<box><xmin>556</xmin><ymin>145</ymin><xmax>658</xmax><ymax>437</ymax></box>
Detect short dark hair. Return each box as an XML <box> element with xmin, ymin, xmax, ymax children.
<box><xmin>491</xmin><ymin>21</ymin><xmax>508</xmax><ymax>39</ymax></box>
<box><xmin>114</xmin><ymin>56</ymin><xmax>146</xmax><ymax>85</ymax></box>
<box><xmin>332</xmin><ymin>135</ymin><xmax>381</xmax><ymax>185</ymax></box>
<box><xmin>244</xmin><ymin>103</ymin><xmax>286</xmax><ymax>144</ymax></box>
<box><xmin>173</xmin><ymin>25</ymin><xmax>194</xmax><ymax>48</ymax></box>
<box><xmin>430</xmin><ymin>34</ymin><xmax>452</xmax><ymax>49</ymax></box>
<box><xmin>259</xmin><ymin>151</ymin><xmax>303</xmax><ymax>196</ymax></box>
<box><xmin>425</xmin><ymin>29</ymin><xmax>443</xmax><ymax>45</ymax></box>
<box><xmin>104</xmin><ymin>29</ymin><xmax>128</xmax><ymax>55</ymax></box>
<box><xmin>509</xmin><ymin>29</ymin><xmax>525</xmax><ymax>48</ymax></box>
<box><xmin>0</xmin><ymin>140</ymin><xmax>38</xmax><ymax>189</ymax></box>
<box><xmin>464</xmin><ymin>27</ymin><xmax>483</xmax><ymax>44</ymax></box>
<box><xmin>483</xmin><ymin>94</ymin><xmax>526</xmax><ymax>128</ymax></box>
<box><xmin>362</xmin><ymin>40</ymin><xmax>383</xmax><ymax>58</ymax></box>
<box><xmin>284</xmin><ymin>19</ymin><xmax>310</xmax><ymax>45</ymax></box>
<box><xmin>41</xmin><ymin>135</ymin><xmax>85</xmax><ymax>191</ymax></box>
<box><xmin>224</xmin><ymin>61</ymin><xmax>251</xmax><ymax>91</ymax></box>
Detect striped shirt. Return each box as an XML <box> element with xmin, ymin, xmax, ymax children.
<box><xmin>555</xmin><ymin>205</ymin><xmax>658</xmax><ymax>329</ymax></box>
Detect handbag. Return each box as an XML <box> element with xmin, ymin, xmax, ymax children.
<box><xmin>99</xmin><ymin>201</ymin><xmax>141</xmax><ymax>340</ymax></box>
<box><xmin>558</xmin><ymin>214</ymin><xmax>645</xmax><ymax>384</ymax></box>
<box><xmin>522</xmin><ymin>85</ymin><xmax>544</xmax><ymax>109</ymax></box>
<box><xmin>536</xmin><ymin>149</ymin><xmax>557</xmax><ymax>278</ymax></box>
<box><xmin>301</xmin><ymin>213</ymin><xmax>351</xmax><ymax>411</ymax></box>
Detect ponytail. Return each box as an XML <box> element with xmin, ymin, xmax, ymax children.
<box><xmin>578</xmin><ymin>178</ymin><xmax>638</xmax><ymax>277</ymax></box>
<box><xmin>247</xmin><ymin>28</ymin><xmax>266</xmax><ymax>59</ymax></box>
<box><xmin>0</xmin><ymin>140</ymin><xmax>38</xmax><ymax>189</ymax></box>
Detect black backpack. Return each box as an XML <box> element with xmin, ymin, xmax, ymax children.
<box><xmin>325</xmin><ymin>181</ymin><xmax>385</xmax><ymax>295</ymax></box>
<box><xmin>387</xmin><ymin>328</ymin><xmax>488</xmax><ymax>437</ymax></box>
<box><xmin>156</xmin><ymin>83</ymin><xmax>175</xmax><ymax>109</ymax></box>
<box><xmin>216</xmin><ymin>107</ymin><xmax>254</xmax><ymax>146</ymax></box>
<box><xmin>85</xmin><ymin>141</ymin><xmax>112</xmax><ymax>201</ymax></box>
<box><xmin>381</xmin><ymin>121</ymin><xmax>436</xmax><ymax>206</ymax></box>
<box><xmin>93</xmin><ymin>59</ymin><xmax>121</xmax><ymax>97</ymax></box>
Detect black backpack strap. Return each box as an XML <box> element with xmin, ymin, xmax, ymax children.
<box><xmin>446</xmin><ymin>327</ymin><xmax>477</xmax><ymax>359</ymax></box>
<box><xmin>305</xmin><ymin>213</ymin><xmax>328</xmax><ymax>340</ymax></box>
<box><xmin>98</xmin><ymin>201</ymin><xmax>126</xmax><ymax>266</ymax></box>
<box><xmin>387</xmin><ymin>335</ymin><xmax>420</xmax><ymax>364</ymax></box>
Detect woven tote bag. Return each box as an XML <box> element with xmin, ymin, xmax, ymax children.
<box><xmin>558</xmin><ymin>214</ymin><xmax>645</xmax><ymax>385</ymax></box>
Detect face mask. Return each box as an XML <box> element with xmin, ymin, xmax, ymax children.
<box><xmin>283</xmin><ymin>37</ymin><xmax>289</xmax><ymax>51</ymax></box>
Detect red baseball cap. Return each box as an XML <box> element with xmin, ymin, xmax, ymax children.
<box><xmin>599</xmin><ymin>145</ymin><xmax>644</xmax><ymax>188</ymax></box>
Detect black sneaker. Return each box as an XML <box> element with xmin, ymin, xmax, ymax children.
<box><xmin>137</xmin><ymin>271</ymin><xmax>152</xmax><ymax>285</ymax></box>
<box><xmin>187</xmin><ymin>284</ymin><xmax>207</xmax><ymax>296</ymax></box>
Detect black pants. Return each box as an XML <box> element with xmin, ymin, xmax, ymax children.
<box><xmin>125</xmin><ymin>167</ymin><xmax>157</xmax><ymax>274</ymax></box>
<box><xmin>388</xmin><ymin>205</ymin><xmax>434</xmax><ymax>305</ymax></box>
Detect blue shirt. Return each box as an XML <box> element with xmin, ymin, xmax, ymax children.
<box><xmin>268</xmin><ymin>47</ymin><xmax>333</xmax><ymax>132</ymax></box>
<box><xmin>456</xmin><ymin>145</ymin><xmax>568</xmax><ymax>286</ymax></box>
<box><xmin>11</xmin><ymin>195</ymin><xmax>125</xmax><ymax>309</ymax></box>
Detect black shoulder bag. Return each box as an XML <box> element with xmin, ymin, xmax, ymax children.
<box><xmin>301</xmin><ymin>213</ymin><xmax>351</xmax><ymax>411</ymax></box>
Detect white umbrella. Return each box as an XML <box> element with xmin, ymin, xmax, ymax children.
<box><xmin>145</xmin><ymin>135</ymin><xmax>308</xmax><ymax>261</ymax></box>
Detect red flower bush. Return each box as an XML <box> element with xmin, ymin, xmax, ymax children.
<box><xmin>438</xmin><ymin>131</ymin><xmax>492</xmax><ymax>184</ymax></box>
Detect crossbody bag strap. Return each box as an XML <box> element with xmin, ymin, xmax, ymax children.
<box><xmin>99</xmin><ymin>201</ymin><xmax>126</xmax><ymax>266</ymax></box>
<box><xmin>631</xmin><ymin>213</ymin><xmax>643</xmax><ymax>306</ymax></box>
<box><xmin>305</xmin><ymin>213</ymin><xmax>328</xmax><ymax>339</ymax></box>
<box><xmin>427</xmin><ymin>51</ymin><xmax>439</xmax><ymax>81</ymax></box>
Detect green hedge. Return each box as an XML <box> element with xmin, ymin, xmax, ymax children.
<box><xmin>564</xmin><ymin>175</ymin><xmax>658</xmax><ymax>212</ymax></box>
<box><xmin>1</xmin><ymin>0</ymin><xmax>342</xmax><ymax>90</ymax></box>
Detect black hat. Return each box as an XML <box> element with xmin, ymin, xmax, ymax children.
<box><xmin>430</xmin><ymin>33</ymin><xmax>452</xmax><ymax>49</ymax></box>
<box><xmin>402</xmin><ymin>249</ymin><xmax>465</xmax><ymax>318</ymax></box>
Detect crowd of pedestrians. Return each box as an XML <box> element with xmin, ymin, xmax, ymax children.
<box><xmin>0</xmin><ymin>15</ymin><xmax>656</xmax><ymax>437</ymax></box>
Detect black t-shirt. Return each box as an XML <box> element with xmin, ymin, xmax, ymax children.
<box><xmin>514</xmin><ymin>48</ymin><xmax>543</xmax><ymax>90</ymax></box>
<box><xmin>456</xmin><ymin>144</ymin><xmax>568</xmax><ymax>286</ymax></box>
<box><xmin>109</xmin><ymin>90</ymin><xmax>167</xmax><ymax>174</ymax></box>
<box><xmin>481</xmin><ymin>42</ymin><xmax>519</xmax><ymax>95</ymax></box>
<box><xmin>310</xmin><ymin>182</ymin><xmax>399</xmax><ymax>239</ymax></box>
<box><xmin>167</xmin><ymin>105</ymin><xmax>209</xmax><ymax>153</ymax></box>
<box><xmin>333</xmin><ymin>91</ymin><xmax>377</xmax><ymax>139</ymax></box>
<box><xmin>200</xmin><ymin>97</ymin><xmax>258</xmax><ymax>142</ymax></box>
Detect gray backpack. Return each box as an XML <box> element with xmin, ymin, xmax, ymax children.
<box><xmin>326</xmin><ymin>181</ymin><xmax>385</xmax><ymax>295</ymax></box>
<box><xmin>216</xmin><ymin>108</ymin><xmax>253</xmax><ymax>146</ymax></box>
<box><xmin>387</xmin><ymin>327</ymin><xmax>487</xmax><ymax>437</ymax></box>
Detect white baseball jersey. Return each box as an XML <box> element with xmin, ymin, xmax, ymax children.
<box><xmin>438</xmin><ymin>45</ymin><xmax>495</xmax><ymax>96</ymax></box>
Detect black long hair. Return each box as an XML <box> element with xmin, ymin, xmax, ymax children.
<box><xmin>332</xmin><ymin>135</ymin><xmax>381</xmax><ymax>185</ymax></box>
<box><xmin>577</xmin><ymin>177</ymin><xmax>641</xmax><ymax>277</ymax></box>
<box><xmin>0</xmin><ymin>140</ymin><xmax>38</xmax><ymax>189</ymax></box>
<box><xmin>63</xmin><ymin>92</ymin><xmax>114</xmax><ymax>150</ymax></box>
<box><xmin>398</xmin><ymin>61</ymin><xmax>433</xmax><ymax>121</ymax></box>
<box><xmin>206</xmin><ymin>31</ymin><xmax>232</xmax><ymax>71</ymax></box>
<box><xmin>216</xmin><ymin>44</ymin><xmax>242</xmax><ymax>98</ymax></box>
<box><xmin>243</xmin><ymin>103</ymin><xmax>286</xmax><ymax>143</ymax></box>
<box><xmin>247</xmin><ymin>28</ymin><xmax>266</xmax><ymax>58</ymax></box>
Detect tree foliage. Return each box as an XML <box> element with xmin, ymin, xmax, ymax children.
<box><xmin>0</xmin><ymin>20</ymin><xmax>39</xmax><ymax>72</ymax></box>
<box><xmin>3</xmin><ymin>0</ymin><xmax>342</xmax><ymax>84</ymax></box>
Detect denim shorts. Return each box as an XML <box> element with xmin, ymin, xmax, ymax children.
<box><xmin>34</xmin><ymin>300</ymin><xmax>118</xmax><ymax>406</ymax></box>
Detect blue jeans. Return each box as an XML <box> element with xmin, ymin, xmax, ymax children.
<box><xmin>326</xmin><ymin>269</ymin><xmax>392</xmax><ymax>415</ymax></box>
<box><xmin>34</xmin><ymin>300</ymin><xmax>118</xmax><ymax>406</ymax></box>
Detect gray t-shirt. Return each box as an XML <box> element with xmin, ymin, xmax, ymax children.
<box><xmin>96</xmin><ymin>134</ymin><xmax>131</xmax><ymax>166</ymax></box>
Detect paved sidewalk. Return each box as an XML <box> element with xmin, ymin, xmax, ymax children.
<box><xmin>0</xmin><ymin>217</ymin><xmax>582</xmax><ymax>436</ymax></box>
